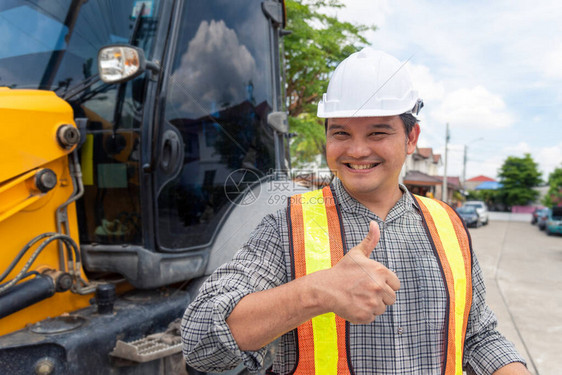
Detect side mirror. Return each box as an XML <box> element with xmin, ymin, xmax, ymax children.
<box><xmin>98</xmin><ymin>45</ymin><xmax>159</xmax><ymax>84</ymax></box>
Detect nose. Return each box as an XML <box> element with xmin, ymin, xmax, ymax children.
<box><xmin>346</xmin><ymin>137</ymin><xmax>373</xmax><ymax>159</ymax></box>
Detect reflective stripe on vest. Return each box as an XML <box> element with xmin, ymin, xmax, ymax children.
<box><xmin>287</xmin><ymin>187</ymin><xmax>472</xmax><ymax>375</ymax></box>
<box><xmin>413</xmin><ymin>194</ymin><xmax>473</xmax><ymax>375</ymax></box>
<box><xmin>288</xmin><ymin>186</ymin><xmax>352</xmax><ymax>375</ymax></box>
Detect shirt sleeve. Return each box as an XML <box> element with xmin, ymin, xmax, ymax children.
<box><xmin>463</xmin><ymin>252</ymin><xmax>527</xmax><ymax>374</ymax></box>
<box><xmin>181</xmin><ymin>212</ymin><xmax>287</xmax><ymax>373</ymax></box>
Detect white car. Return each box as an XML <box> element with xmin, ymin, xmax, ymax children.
<box><xmin>463</xmin><ymin>200</ymin><xmax>489</xmax><ymax>225</ymax></box>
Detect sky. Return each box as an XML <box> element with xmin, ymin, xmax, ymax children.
<box><xmin>328</xmin><ymin>0</ymin><xmax>562</xmax><ymax>182</ymax></box>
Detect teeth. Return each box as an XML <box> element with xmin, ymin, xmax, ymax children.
<box><xmin>348</xmin><ymin>163</ymin><xmax>376</xmax><ymax>170</ymax></box>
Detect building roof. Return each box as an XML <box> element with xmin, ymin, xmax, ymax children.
<box><xmin>403</xmin><ymin>171</ymin><xmax>442</xmax><ymax>186</ymax></box>
<box><xmin>434</xmin><ymin>175</ymin><xmax>461</xmax><ymax>189</ymax></box>
<box><xmin>418</xmin><ymin>147</ymin><xmax>432</xmax><ymax>159</ymax></box>
<box><xmin>467</xmin><ymin>175</ymin><xmax>496</xmax><ymax>182</ymax></box>
<box><xmin>413</xmin><ymin>147</ymin><xmax>441</xmax><ymax>164</ymax></box>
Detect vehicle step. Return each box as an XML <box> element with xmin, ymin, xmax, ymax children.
<box><xmin>110</xmin><ymin>333</ymin><xmax>182</xmax><ymax>363</ymax></box>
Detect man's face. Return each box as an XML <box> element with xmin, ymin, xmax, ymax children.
<box><xmin>326</xmin><ymin>116</ymin><xmax>420</xmax><ymax>199</ymax></box>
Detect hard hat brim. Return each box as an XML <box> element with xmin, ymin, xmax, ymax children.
<box><xmin>317</xmin><ymin>100</ymin><xmax>419</xmax><ymax>118</ymax></box>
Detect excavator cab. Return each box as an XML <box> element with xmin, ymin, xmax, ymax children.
<box><xmin>0</xmin><ymin>0</ymin><xmax>288</xmax><ymax>373</ymax></box>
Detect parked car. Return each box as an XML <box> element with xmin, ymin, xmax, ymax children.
<box><xmin>463</xmin><ymin>200</ymin><xmax>489</xmax><ymax>225</ymax></box>
<box><xmin>537</xmin><ymin>208</ymin><xmax>550</xmax><ymax>230</ymax></box>
<box><xmin>456</xmin><ymin>206</ymin><xmax>482</xmax><ymax>228</ymax></box>
<box><xmin>531</xmin><ymin>206</ymin><xmax>546</xmax><ymax>224</ymax></box>
<box><xmin>546</xmin><ymin>207</ymin><xmax>562</xmax><ymax>236</ymax></box>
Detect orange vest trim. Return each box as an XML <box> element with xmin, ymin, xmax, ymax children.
<box><xmin>413</xmin><ymin>194</ymin><xmax>473</xmax><ymax>375</ymax></box>
<box><xmin>287</xmin><ymin>185</ymin><xmax>353</xmax><ymax>375</ymax></box>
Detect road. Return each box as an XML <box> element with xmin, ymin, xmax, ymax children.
<box><xmin>469</xmin><ymin>216</ymin><xmax>562</xmax><ymax>375</ymax></box>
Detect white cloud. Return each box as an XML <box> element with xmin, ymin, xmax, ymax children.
<box><xmin>503</xmin><ymin>142</ymin><xmax>532</xmax><ymax>155</ymax></box>
<box><xmin>169</xmin><ymin>20</ymin><xmax>257</xmax><ymax>117</ymax></box>
<box><xmin>430</xmin><ymin>86</ymin><xmax>514</xmax><ymax>129</ymax></box>
<box><xmin>330</xmin><ymin>0</ymin><xmax>391</xmax><ymax>29</ymax></box>
<box><xmin>408</xmin><ymin>63</ymin><xmax>445</xmax><ymax>102</ymax></box>
<box><xmin>467</xmin><ymin>155</ymin><xmax>505</xmax><ymax>180</ymax></box>
<box><xmin>538</xmin><ymin>143</ymin><xmax>562</xmax><ymax>176</ymax></box>
<box><xmin>484</xmin><ymin>2</ymin><xmax>562</xmax><ymax>81</ymax></box>
<box><xmin>542</xmin><ymin>43</ymin><xmax>562</xmax><ymax>80</ymax></box>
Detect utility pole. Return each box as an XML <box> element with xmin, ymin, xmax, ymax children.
<box><xmin>442</xmin><ymin>123</ymin><xmax>449</xmax><ymax>202</ymax></box>
<box><xmin>463</xmin><ymin>144</ymin><xmax>467</xmax><ymax>185</ymax></box>
<box><xmin>463</xmin><ymin>138</ymin><xmax>484</xmax><ymax>187</ymax></box>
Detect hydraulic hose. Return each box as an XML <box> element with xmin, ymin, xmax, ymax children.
<box><xmin>0</xmin><ymin>234</ymin><xmax>80</xmax><ymax>295</ymax></box>
<box><xmin>0</xmin><ymin>233</ymin><xmax>55</xmax><ymax>283</ymax></box>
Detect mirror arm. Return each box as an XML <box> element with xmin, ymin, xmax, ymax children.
<box><xmin>145</xmin><ymin>61</ymin><xmax>160</xmax><ymax>74</ymax></box>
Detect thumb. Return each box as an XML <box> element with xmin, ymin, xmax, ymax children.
<box><xmin>355</xmin><ymin>221</ymin><xmax>380</xmax><ymax>258</ymax></box>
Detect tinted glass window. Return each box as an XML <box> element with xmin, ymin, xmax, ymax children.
<box><xmin>71</xmin><ymin>1</ymin><xmax>160</xmax><ymax>246</ymax></box>
<box><xmin>157</xmin><ymin>0</ymin><xmax>275</xmax><ymax>250</ymax></box>
<box><xmin>0</xmin><ymin>0</ymin><xmax>158</xmax><ymax>92</ymax></box>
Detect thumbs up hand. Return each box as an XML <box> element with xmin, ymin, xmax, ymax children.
<box><xmin>316</xmin><ymin>221</ymin><xmax>400</xmax><ymax>324</ymax></box>
<box><xmin>351</xmin><ymin>220</ymin><xmax>382</xmax><ymax>258</ymax></box>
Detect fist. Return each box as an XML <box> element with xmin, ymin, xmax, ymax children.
<box><xmin>322</xmin><ymin>221</ymin><xmax>400</xmax><ymax>324</ymax></box>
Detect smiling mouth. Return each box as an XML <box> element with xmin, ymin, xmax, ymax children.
<box><xmin>344</xmin><ymin>163</ymin><xmax>381</xmax><ymax>170</ymax></box>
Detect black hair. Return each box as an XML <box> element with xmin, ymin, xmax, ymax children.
<box><xmin>399</xmin><ymin>113</ymin><xmax>418</xmax><ymax>136</ymax></box>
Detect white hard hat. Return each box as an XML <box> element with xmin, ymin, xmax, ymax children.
<box><xmin>317</xmin><ymin>47</ymin><xmax>422</xmax><ymax>118</ymax></box>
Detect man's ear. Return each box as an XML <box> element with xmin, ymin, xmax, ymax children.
<box><xmin>407</xmin><ymin>123</ymin><xmax>421</xmax><ymax>155</ymax></box>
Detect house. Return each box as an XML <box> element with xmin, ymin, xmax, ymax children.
<box><xmin>400</xmin><ymin>147</ymin><xmax>462</xmax><ymax>204</ymax></box>
<box><xmin>404</xmin><ymin>147</ymin><xmax>441</xmax><ymax>176</ymax></box>
<box><xmin>465</xmin><ymin>175</ymin><xmax>496</xmax><ymax>191</ymax></box>
<box><xmin>434</xmin><ymin>176</ymin><xmax>462</xmax><ymax>206</ymax></box>
<box><xmin>400</xmin><ymin>147</ymin><xmax>442</xmax><ymax>197</ymax></box>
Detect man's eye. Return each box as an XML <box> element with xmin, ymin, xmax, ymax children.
<box><xmin>333</xmin><ymin>131</ymin><xmax>349</xmax><ymax>136</ymax></box>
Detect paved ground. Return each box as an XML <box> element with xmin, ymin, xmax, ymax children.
<box><xmin>469</xmin><ymin>215</ymin><xmax>562</xmax><ymax>375</ymax></box>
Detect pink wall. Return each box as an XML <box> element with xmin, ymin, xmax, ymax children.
<box><xmin>511</xmin><ymin>206</ymin><xmax>537</xmax><ymax>213</ymax></box>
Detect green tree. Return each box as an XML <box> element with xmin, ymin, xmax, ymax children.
<box><xmin>542</xmin><ymin>165</ymin><xmax>562</xmax><ymax>207</ymax></box>
<box><xmin>284</xmin><ymin>0</ymin><xmax>373</xmax><ymax>167</ymax></box>
<box><xmin>497</xmin><ymin>154</ymin><xmax>542</xmax><ymax>206</ymax></box>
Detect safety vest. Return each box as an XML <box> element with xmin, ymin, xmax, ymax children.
<box><xmin>285</xmin><ymin>186</ymin><xmax>473</xmax><ymax>375</ymax></box>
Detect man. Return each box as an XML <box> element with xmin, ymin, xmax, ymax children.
<box><xmin>181</xmin><ymin>48</ymin><xmax>529</xmax><ymax>374</ymax></box>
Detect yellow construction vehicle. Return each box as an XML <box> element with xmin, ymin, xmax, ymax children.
<box><xmin>0</xmin><ymin>1</ymin><xmax>288</xmax><ymax>373</ymax></box>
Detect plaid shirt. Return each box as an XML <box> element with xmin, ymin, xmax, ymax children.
<box><xmin>181</xmin><ymin>179</ymin><xmax>525</xmax><ymax>374</ymax></box>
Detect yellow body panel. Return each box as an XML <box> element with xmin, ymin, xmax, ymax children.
<box><xmin>0</xmin><ymin>88</ymin><xmax>93</xmax><ymax>335</ymax></box>
<box><xmin>0</xmin><ymin>88</ymin><xmax>76</xmax><ymax>182</ymax></box>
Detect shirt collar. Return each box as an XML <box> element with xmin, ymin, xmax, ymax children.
<box><xmin>331</xmin><ymin>177</ymin><xmax>419</xmax><ymax>222</ymax></box>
